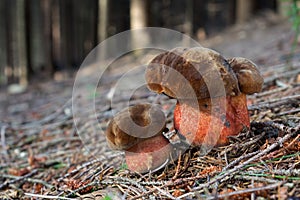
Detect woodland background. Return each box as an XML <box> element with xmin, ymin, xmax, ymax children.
<box><xmin>0</xmin><ymin>0</ymin><xmax>280</xmax><ymax>87</ymax></box>
<box><xmin>0</xmin><ymin>0</ymin><xmax>300</xmax><ymax>199</ymax></box>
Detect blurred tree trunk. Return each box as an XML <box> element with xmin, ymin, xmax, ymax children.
<box><xmin>16</xmin><ymin>0</ymin><xmax>27</xmax><ymax>85</ymax></box>
<box><xmin>40</xmin><ymin>0</ymin><xmax>53</xmax><ymax>76</ymax></box>
<box><xmin>183</xmin><ymin>0</ymin><xmax>193</xmax><ymax>46</ymax></box>
<box><xmin>98</xmin><ymin>0</ymin><xmax>108</xmax><ymax>60</ymax></box>
<box><xmin>0</xmin><ymin>0</ymin><xmax>7</xmax><ymax>85</ymax></box>
<box><xmin>7</xmin><ymin>0</ymin><xmax>28</xmax><ymax>85</ymax></box>
<box><xmin>27</xmin><ymin>0</ymin><xmax>52</xmax><ymax>79</ymax></box>
<box><xmin>236</xmin><ymin>0</ymin><xmax>253</xmax><ymax>23</ymax></box>
<box><xmin>130</xmin><ymin>0</ymin><xmax>149</xmax><ymax>49</ymax></box>
<box><xmin>72</xmin><ymin>0</ymin><xmax>84</xmax><ymax>67</ymax></box>
<box><xmin>72</xmin><ymin>0</ymin><xmax>97</xmax><ymax>67</ymax></box>
<box><xmin>28</xmin><ymin>0</ymin><xmax>43</xmax><ymax>76</ymax></box>
<box><xmin>60</xmin><ymin>0</ymin><xmax>72</xmax><ymax>71</ymax></box>
<box><xmin>130</xmin><ymin>0</ymin><xmax>147</xmax><ymax>28</ymax></box>
<box><xmin>98</xmin><ymin>0</ymin><xmax>108</xmax><ymax>42</ymax></box>
<box><xmin>51</xmin><ymin>0</ymin><xmax>62</xmax><ymax>71</ymax></box>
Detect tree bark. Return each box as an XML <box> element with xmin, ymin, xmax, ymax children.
<box><xmin>16</xmin><ymin>0</ymin><xmax>27</xmax><ymax>85</ymax></box>
<box><xmin>60</xmin><ymin>0</ymin><xmax>72</xmax><ymax>71</ymax></box>
<box><xmin>130</xmin><ymin>0</ymin><xmax>149</xmax><ymax>49</ymax></box>
<box><xmin>8</xmin><ymin>0</ymin><xmax>28</xmax><ymax>85</ymax></box>
<box><xmin>28</xmin><ymin>0</ymin><xmax>43</xmax><ymax>74</ymax></box>
<box><xmin>40</xmin><ymin>0</ymin><xmax>53</xmax><ymax>76</ymax></box>
<box><xmin>236</xmin><ymin>0</ymin><xmax>253</xmax><ymax>24</ymax></box>
<box><xmin>183</xmin><ymin>0</ymin><xmax>193</xmax><ymax>46</ymax></box>
<box><xmin>0</xmin><ymin>0</ymin><xmax>7</xmax><ymax>85</ymax></box>
<box><xmin>97</xmin><ymin>0</ymin><xmax>109</xmax><ymax>61</ymax></box>
<box><xmin>98</xmin><ymin>0</ymin><xmax>108</xmax><ymax>42</ymax></box>
<box><xmin>51</xmin><ymin>0</ymin><xmax>62</xmax><ymax>71</ymax></box>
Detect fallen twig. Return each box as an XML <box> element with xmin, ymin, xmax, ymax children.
<box><xmin>0</xmin><ymin>124</ymin><xmax>8</xmax><ymax>161</ymax></box>
<box><xmin>207</xmin><ymin>181</ymin><xmax>283</xmax><ymax>200</ymax></box>
<box><xmin>24</xmin><ymin>192</ymin><xmax>74</xmax><ymax>200</ymax></box>
<box><xmin>0</xmin><ymin>169</ymin><xmax>39</xmax><ymax>190</ymax></box>
<box><xmin>248</xmin><ymin>94</ymin><xmax>300</xmax><ymax>111</ymax></box>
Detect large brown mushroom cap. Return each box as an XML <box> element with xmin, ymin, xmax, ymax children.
<box><xmin>105</xmin><ymin>103</ymin><xmax>166</xmax><ymax>150</ymax></box>
<box><xmin>228</xmin><ymin>57</ymin><xmax>264</xmax><ymax>94</ymax></box>
<box><xmin>145</xmin><ymin>47</ymin><xmax>240</xmax><ymax>99</ymax></box>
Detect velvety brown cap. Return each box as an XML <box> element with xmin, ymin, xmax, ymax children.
<box><xmin>145</xmin><ymin>47</ymin><xmax>240</xmax><ymax>99</ymax></box>
<box><xmin>228</xmin><ymin>57</ymin><xmax>264</xmax><ymax>94</ymax></box>
<box><xmin>105</xmin><ymin>103</ymin><xmax>166</xmax><ymax>150</ymax></box>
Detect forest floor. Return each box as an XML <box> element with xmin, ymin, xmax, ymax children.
<box><xmin>0</xmin><ymin>13</ymin><xmax>300</xmax><ymax>199</ymax></box>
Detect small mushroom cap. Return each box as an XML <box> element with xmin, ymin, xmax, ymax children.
<box><xmin>228</xmin><ymin>57</ymin><xmax>264</xmax><ymax>94</ymax></box>
<box><xmin>145</xmin><ymin>47</ymin><xmax>240</xmax><ymax>99</ymax></box>
<box><xmin>105</xmin><ymin>103</ymin><xmax>166</xmax><ymax>150</ymax></box>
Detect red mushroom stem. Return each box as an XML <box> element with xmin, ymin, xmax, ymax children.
<box><xmin>173</xmin><ymin>93</ymin><xmax>249</xmax><ymax>146</ymax></box>
<box><xmin>125</xmin><ymin>134</ymin><xmax>171</xmax><ymax>173</ymax></box>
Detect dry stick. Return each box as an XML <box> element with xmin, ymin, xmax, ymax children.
<box><xmin>244</xmin><ymin>169</ymin><xmax>300</xmax><ymax>176</ymax></box>
<box><xmin>29</xmin><ymin>137</ymin><xmax>81</xmax><ymax>148</ymax></box>
<box><xmin>65</xmin><ymin>178</ymin><xmax>146</xmax><ymax>198</ymax></box>
<box><xmin>11</xmin><ymin>98</ymin><xmax>72</xmax><ymax>130</ymax></box>
<box><xmin>206</xmin><ymin>182</ymin><xmax>283</xmax><ymax>200</ymax></box>
<box><xmin>222</xmin><ymin>150</ymin><xmax>260</xmax><ymax>171</ymax></box>
<box><xmin>129</xmin><ymin>173</ymin><xmax>218</xmax><ymax>200</ymax></box>
<box><xmin>24</xmin><ymin>193</ymin><xmax>73</xmax><ymax>200</ymax></box>
<box><xmin>0</xmin><ymin>174</ymin><xmax>54</xmax><ymax>189</ymax></box>
<box><xmin>257</xmin><ymin>85</ymin><xmax>289</xmax><ymax>97</ymax></box>
<box><xmin>177</xmin><ymin>181</ymin><xmax>283</xmax><ymax>199</ymax></box>
<box><xmin>192</xmin><ymin>123</ymin><xmax>299</xmax><ymax>191</ymax></box>
<box><xmin>248</xmin><ymin>94</ymin><xmax>300</xmax><ymax>110</ymax></box>
<box><xmin>65</xmin><ymin>180</ymin><xmax>105</xmax><ymax>198</ymax></box>
<box><xmin>0</xmin><ymin>124</ymin><xmax>8</xmax><ymax>160</ymax></box>
<box><xmin>172</xmin><ymin>151</ymin><xmax>182</xmax><ymax>180</ymax></box>
<box><xmin>240</xmin><ymin>133</ymin><xmax>265</xmax><ymax>147</ymax></box>
<box><xmin>112</xmin><ymin>177</ymin><xmax>147</xmax><ymax>193</ymax></box>
<box><xmin>153</xmin><ymin>185</ymin><xmax>177</xmax><ymax>200</ymax></box>
<box><xmin>25</xmin><ymin>177</ymin><xmax>54</xmax><ymax>189</ymax></box>
<box><xmin>129</xmin><ymin>186</ymin><xmax>164</xmax><ymax>200</ymax></box>
<box><xmin>68</xmin><ymin>173</ymin><xmax>168</xmax><ymax>198</ymax></box>
<box><xmin>83</xmin><ymin>165</ymin><xmax>113</xmax><ymax>182</ymax></box>
<box><xmin>251</xmin><ymin>179</ymin><xmax>255</xmax><ymax>200</ymax></box>
<box><xmin>225</xmin><ymin>132</ymin><xmax>265</xmax><ymax>153</ymax></box>
<box><xmin>234</xmin><ymin>175</ymin><xmax>279</xmax><ymax>183</ymax></box>
<box><xmin>277</xmin><ymin>108</ymin><xmax>300</xmax><ymax>116</ymax></box>
<box><xmin>264</xmin><ymin>68</ymin><xmax>300</xmax><ymax>84</ymax></box>
<box><xmin>0</xmin><ymin>169</ymin><xmax>39</xmax><ymax>190</ymax></box>
<box><xmin>285</xmin><ymin>134</ymin><xmax>300</xmax><ymax>150</ymax></box>
<box><xmin>118</xmin><ymin>183</ymin><xmax>142</xmax><ymax>198</ymax></box>
<box><xmin>220</xmin><ymin>132</ymin><xmax>265</xmax><ymax>163</ymax></box>
<box><xmin>57</xmin><ymin>151</ymin><xmax>123</xmax><ymax>182</ymax></box>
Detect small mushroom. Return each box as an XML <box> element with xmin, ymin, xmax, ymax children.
<box><xmin>145</xmin><ymin>47</ymin><xmax>263</xmax><ymax>146</ymax></box>
<box><xmin>228</xmin><ymin>57</ymin><xmax>264</xmax><ymax>94</ymax></box>
<box><xmin>105</xmin><ymin>103</ymin><xmax>172</xmax><ymax>173</ymax></box>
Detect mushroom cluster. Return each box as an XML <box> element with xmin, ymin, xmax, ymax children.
<box><xmin>106</xmin><ymin>47</ymin><xmax>264</xmax><ymax>173</ymax></box>
<box><xmin>146</xmin><ymin>47</ymin><xmax>263</xmax><ymax>146</ymax></box>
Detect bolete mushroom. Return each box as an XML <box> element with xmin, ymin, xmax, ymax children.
<box><xmin>145</xmin><ymin>47</ymin><xmax>263</xmax><ymax>147</ymax></box>
<box><xmin>105</xmin><ymin>103</ymin><xmax>172</xmax><ymax>173</ymax></box>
